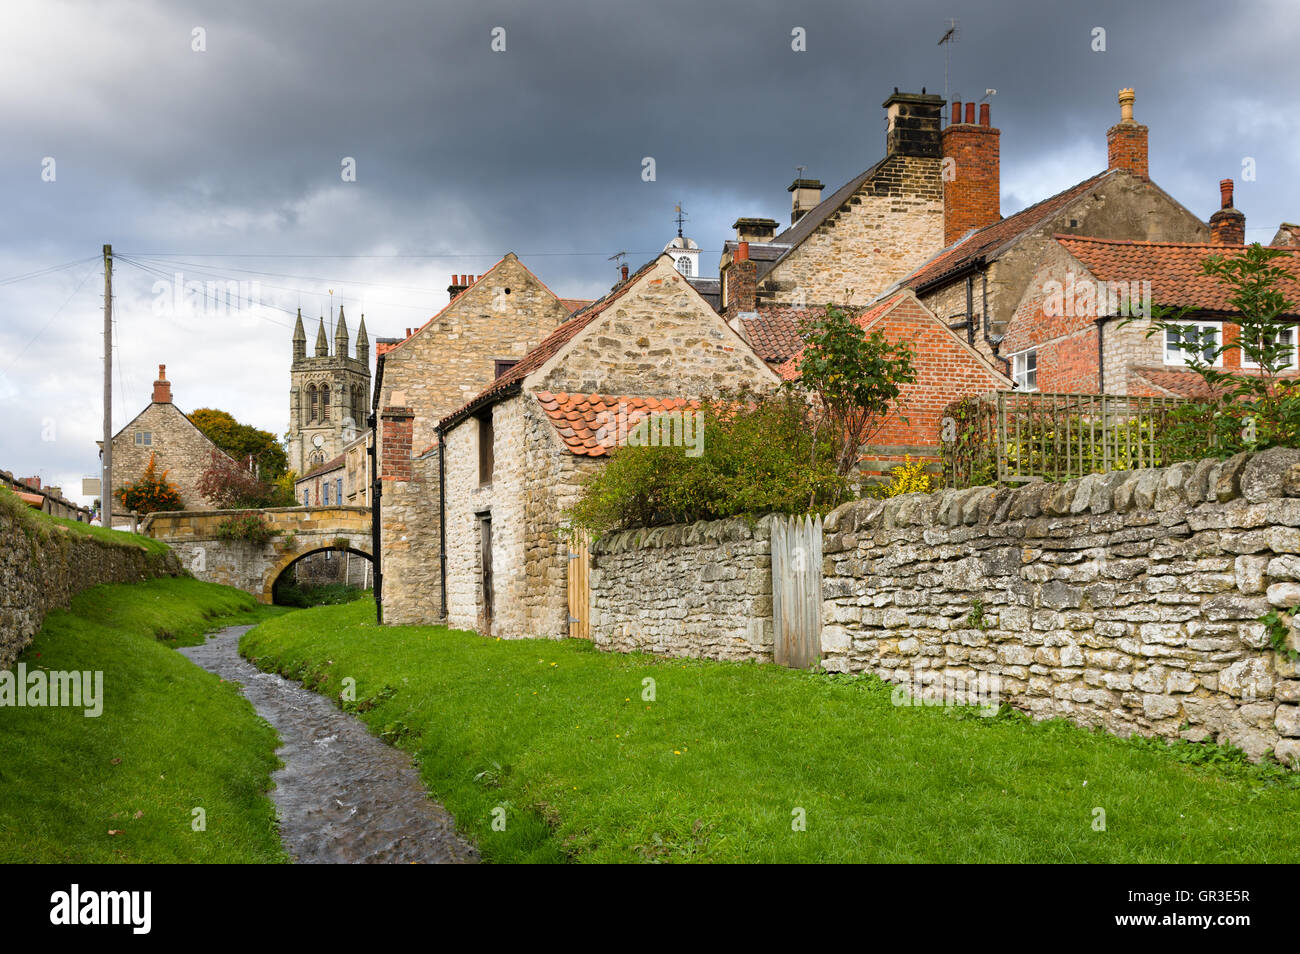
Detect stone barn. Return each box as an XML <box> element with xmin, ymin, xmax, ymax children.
<box><xmin>436</xmin><ymin>253</ymin><xmax>779</xmax><ymax>639</ymax></box>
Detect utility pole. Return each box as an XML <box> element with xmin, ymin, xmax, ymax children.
<box><xmin>102</xmin><ymin>244</ymin><xmax>112</xmax><ymax>527</ymax></box>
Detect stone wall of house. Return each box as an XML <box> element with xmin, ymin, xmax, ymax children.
<box><xmin>590</xmin><ymin>516</ymin><xmax>774</xmax><ymax>660</ymax></box>
<box><xmin>585</xmin><ymin>449</ymin><xmax>1300</xmax><ymax>764</ymax></box>
<box><xmin>443</xmin><ymin>394</ymin><xmax>600</xmax><ymax>639</ymax></box>
<box><xmin>760</xmin><ymin>154</ymin><xmax>944</xmax><ymax>309</ymax></box>
<box><xmin>111</xmin><ymin>402</ymin><xmax>233</xmax><ymax>512</ymax></box>
<box><xmin>535</xmin><ymin>260</ymin><xmax>777</xmax><ymax>398</ymax></box>
<box><xmin>1</xmin><ymin>503</ymin><xmax>183</xmax><ymax>668</ymax></box>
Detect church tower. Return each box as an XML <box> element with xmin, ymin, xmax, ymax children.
<box><xmin>287</xmin><ymin>306</ymin><xmax>371</xmax><ymax>475</ymax></box>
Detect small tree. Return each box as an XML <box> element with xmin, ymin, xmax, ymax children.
<box><xmin>116</xmin><ymin>453</ymin><xmax>183</xmax><ymax>515</ymax></box>
<box><xmin>790</xmin><ymin>303</ymin><xmax>918</xmax><ymax>477</ymax></box>
<box><xmin>198</xmin><ymin>450</ymin><xmax>288</xmax><ymax>509</ymax></box>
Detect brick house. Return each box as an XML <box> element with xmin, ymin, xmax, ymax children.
<box><xmin>716</xmin><ymin>90</ymin><xmax>948</xmax><ymax>315</ymax></box>
<box><xmin>372</xmin><ymin>253</ymin><xmax>587</xmax><ymax>624</ymax></box>
<box><xmin>101</xmin><ymin>365</ymin><xmax>242</xmax><ymax>515</ymax></box>
<box><xmin>435</xmin><ymin>253</ymin><xmax>779</xmax><ymax>639</ymax></box>
<box><xmin>1001</xmin><ymin>198</ymin><xmax>1300</xmax><ymax>396</ymax></box>
<box><xmin>899</xmin><ymin>89</ymin><xmax>1211</xmax><ymax>384</ymax></box>
<box><xmin>775</xmin><ymin>291</ymin><xmax>1010</xmax><ymax>474</ymax></box>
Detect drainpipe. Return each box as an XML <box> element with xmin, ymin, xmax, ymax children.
<box><xmin>368</xmin><ymin>352</ymin><xmax>385</xmax><ymax>626</ymax></box>
<box><xmin>438</xmin><ymin>429</ymin><xmax>447</xmax><ymax>621</ymax></box>
<box><xmin>965</xmin><ymin>276</ymin><xmax>975</xmax><ymax>346</ymax></box>
<box><xmin>1095</xmin><ymin>316</ymin><xmax>1109</xmax><ymax>393</ymax></box>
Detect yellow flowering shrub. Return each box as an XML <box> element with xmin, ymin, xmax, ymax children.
<box><xmin>866</xmin><ymin>456</ymin><xmax>936</xmax><ymax>499</ymax></box>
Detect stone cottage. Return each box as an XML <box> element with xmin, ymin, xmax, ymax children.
<box><xmin>775</xmin><ymin>290</ymin><xmax>1011</xmax><ymax>475</ymax></box>
<box><xmin>372</xmin><ymin>253</ymin><xmax>588</xmax><ymax>624</ymax></box>
<box><xmin>436</xmin><ymin>253</ymin><xmax>780</xmax><ymax>639</ymax></box>
<box><xmin>101</xmin><ymin>365</ymin><xmax>242</xmax><ymax>515</ymax></box>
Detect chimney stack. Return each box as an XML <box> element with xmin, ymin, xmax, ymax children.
<box><xmin>1106</xmin><ymin>88</ymin><xmax>1149</xmax><ymax>179</ymax></box>
<box><xmin>882</xmin><ymin>90</ymin><xmax>945</xmax><ymax>158</ymax></box>
<box><xmin>1210</xmin><ymin>178</ymin><xmax>1246</xmax><ymax>245</ymax></box>
<box><xmin>788</xmin><ymin>178</ymin><xmax>824</xmax><ymax>225</ymax></box>
<box><xmin>447</xmin><ymin>274</ymin><xmax>469</xmax><ymax>302</ymax></box>
<box><xmin>723</xmin><ymin>241</ymin><xmax>758</xmax><ymax>322</ymax></box>
<box><xmin>941</xmin><ymin>98</ymin><xmax>1001</xmax><ymax>246</ymax></box>
<box><xmin>620</xmin><ymin>263</ymin><xmax>629</xmax><ymax>281</ymax></box>
<box><xmin>152</xmin><ymin>364</ymin><xmax>172</xmax><ymax>404</ymax></box>
<box><xmin>733</xmin><ymin>217</ymin><xmax>778</xmax><ymax>244</ymax></box>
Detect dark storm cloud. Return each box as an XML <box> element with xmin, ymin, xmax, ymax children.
<box><xmin>1</xmin><ymin>0</ymin><xmax>1297</xmax><ymax>499</ymax></box>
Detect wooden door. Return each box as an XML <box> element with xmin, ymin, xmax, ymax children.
<box><xmin>479</xmin><ymin>515</ymin><xmax>493</xmax><ymax>634</ymax></box>
<box><xmin>567</xmin><ymin>530</ymin><xmax>590</xmax><ymax>640</ymax></box>
<box><xmin>772</xmin><ymin>514</ymin><xmax>823</xmax><ymax>668</ymax></box>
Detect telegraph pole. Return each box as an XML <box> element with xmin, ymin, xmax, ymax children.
<box><xmin>102</xmin><ymin>244</ymin><xmax>112</xmax><ymax>526</ymax></box>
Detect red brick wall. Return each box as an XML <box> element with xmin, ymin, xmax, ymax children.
<box><xmin>379</xmin><ymin>407</ymin><xmax>414</xmax><ymax>482</ymax></box>
<box><xmin>862</xmin><ymin>296</ymin><xmax>1010</xmax><ymax>462</ymax></box>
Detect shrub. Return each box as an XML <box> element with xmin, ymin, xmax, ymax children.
<box><xmin>867</xmin><ymin>457</ymin><xmax>936</xmax><ymax>498</ymax></box>
<box><xmin>214</xmin><ymin>512</ymin><xmax>280</xmax><ymax>544</ymax></box>
<box><xmin>568</xmin><ymin>390</ymin><xmax>848</xmax><ymax>535</ymax></box>
<box><xmin>116</xmin><ymin>453</ymin><xmax>183</xmax><ymax>515</ymax></box>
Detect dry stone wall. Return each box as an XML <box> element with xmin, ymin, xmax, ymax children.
<box><xmin>591</xmin><ymin>516</ymin><xmax>774</xmax><ymax>660</ymax></box>
<box><xmin>587</xmin><ymin>449</ymin><xmax>1300</xmax><ymax>764</ymax></box>
<box><xmin>1</xmin><ymin>505</ymin><xmax>183</xmax><ymax>668</ymax></box>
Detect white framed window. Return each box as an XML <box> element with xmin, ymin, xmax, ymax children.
<box><xmin>1240</xmin><ymin>325</ymin><xmax>1298</xmax><ymax>370</ymax></box>
<box><xmin>134</xmin><ymin>431</ymin><xmax>152</xmax><ymax>446</ymax></box>
<box><xmin>676</xmin><ymin>256</ymin><xmax>693</xmax><ymax>277</ymax></box>
<box><xmin>1011</xmin><ymin>350</ymin><xmax>1037</xmax><ymax>391</ymax></box>
<box><xmin>1164</xmin><ymin>321</ymin><xmax>1222</xmax><ymax>366</ymax></box>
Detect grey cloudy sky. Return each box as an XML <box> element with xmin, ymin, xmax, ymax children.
<box><xmin>2</xmin><ymin>0</ymin><xmax>1297</xmax><ymax>503</ymax></box>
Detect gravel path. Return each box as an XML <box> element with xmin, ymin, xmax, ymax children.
<box><xmin>181</xmin><ymin>625</ymin><xmax>477</xmax><ymax>864</ymax></box>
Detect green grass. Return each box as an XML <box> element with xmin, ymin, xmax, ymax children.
<box><xmin>0</xmin><ymin>484</ymin><xmax>171</xmax><ymax>557</ymax></box>
<box><xmin>243</xmin><ymin>602</ymin><xmax>1300</xmax><ymax>864</ymax></box>
<box><xmin>0</xmin><ymin>577</ymin><xmax>291</xmax><ymax>863</ymax></box>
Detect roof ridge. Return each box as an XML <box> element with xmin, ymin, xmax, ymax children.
<box><xmin>1058</xmin><ymin>234</ymin><xmax>1300</xmax><ymax>252</ymax></box>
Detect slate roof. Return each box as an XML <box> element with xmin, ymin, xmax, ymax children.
<box><xmin>533</xmin><ymin>392</ymin><xmax>702</xmax><ymax>457</ymax></box>
<box><xmin>1056</xmin><ymin>235</ymin><xmax>1300</xmax><ymax>317</ymax></box>
<box><xmin>903</xmin><ymin>170</ymin><xmax>1115</xmax><ymax>291</ymax></box>
<box><xmin>750</xmin><ymin>157</ymin><xmax>892</xmax><ymax>281</ymax></box>
<box><xmin>299</xmin><ymin>453</ymin><xmax>345</xmax><ymax>480</ymax></box>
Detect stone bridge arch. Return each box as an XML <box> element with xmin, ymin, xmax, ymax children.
<box><xmin>141</xmin><ymin>506</ymin><xmax>372</xmax><ymax>603</ymax></box>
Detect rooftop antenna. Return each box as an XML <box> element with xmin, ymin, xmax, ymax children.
<box><xmin>673</xmin><ymin>202</ymin><xmax>688</xmax><ymax>239</ymax></box>
<box><xmin>608</xmin><ymin>250</ymin><xmax>627</xmax><ymax>277</ymax></box>
<box><xmin>938</xmin><ymin>19</ymin><xmax>959</xmax><ymax>107</ymax></box>
<box><xmin>795</xmin><ymin>164</ymin><xmax>807</xmax><ymax>180</ymax></box>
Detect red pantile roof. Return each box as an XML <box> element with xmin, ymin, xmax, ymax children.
<box><xmin>1056</xmin><ymin>236</ymin><xmax>1300</xmax><ymax>316</ymax></box>
<box><xmin>1127</xmin><ymin>366</ymin><xmax>1225</xmax><ymax>400</ymax></box>
<box><xmin>534</xmin><ymin>392</ymin><xmax>701</xmax><ymax>457</ymax></box>
<box><xmin>775</xmin><ymin>295</ymin><xmax>904</xmax><ymax>381</ymax></box>
<box><xmin>905</xmin><ymin>170</ymin><xmax>1114</xmax><ymax>291</ymax></box>
<box><xmin>559</xmin><ymin>298</ymin><xmax>595</xmax><ymax>314</ymax></box>
<box><xmin>740</xmin><ymin>306</ymin><xmax>817</xmax><ymax>363</ymax></box>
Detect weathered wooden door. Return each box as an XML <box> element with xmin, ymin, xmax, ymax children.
<box><xmin>478</xmin><ymin>515</ymin><xmax>493</xmax><ymax>633</ymax></box>
<box><xmin>771</xmin><ymin>514</ymin><xmax>823</xmax><ymax>668</ymax></box>
<box><xmin>567</xmin><ymin>530</ymin><xmax>591</xmax><ymax>640</ymax></box>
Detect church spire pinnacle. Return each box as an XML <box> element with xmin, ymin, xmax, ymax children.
<box><xmin>292</xmin><ymin>308</ymin><xmax>306</xmax><ymax>361</ymax></box>
<box><xmin>334</xmin><ymin>305</ymin><xmax>349</xmax><ymax>354</ymax></box>
<box><xmin>356</xmin><ymin>313</ymin><xmax>369</xmax><ymax>361</ymax></box>
<box><xmin>314</xmin><ymin>316</ymin><xmax>329</xmax><ymax>357</ymax></box>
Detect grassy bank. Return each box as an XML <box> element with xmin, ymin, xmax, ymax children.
<box><xmin>0</xmin><ymin>577</ymin><xmax>291</xmax><ymax>863</ymax></box>
<box><xmin>243</xmin><ymin>602</ymin><xmax>1300</xmax><ymax>864</ymax></box>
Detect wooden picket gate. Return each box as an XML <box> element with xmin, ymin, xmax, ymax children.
<box><xmin>771</xmin><ymin>514</ymin><xmax>823</xmax><ymax>668</ymax></box>
<box><xmin>567</xmin><ymin>530</ymin><xmax>591</xmax><ymax>640</ymax></box>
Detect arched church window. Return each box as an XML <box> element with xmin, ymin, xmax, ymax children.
<box><xmin>320</xmin><ymin>385</ymin><xmax>330</xmax><ymax>422</ymax></box>
<box><xmin>308</xmin><ymin>385</ymin><xmax>318</xmax><ymax>423</ymax></box>
<box><xmin>676</xmin><ymin>256</ymin><xmax>693</xmax><ymax>277</ymax></box>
